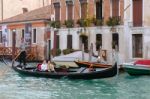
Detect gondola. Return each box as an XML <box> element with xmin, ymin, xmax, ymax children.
<box><xmin>12</xmin><ymin>62</ymin><xmax>117</xmax><ymax>79</ymax></box>
<box><xmin>74</xmin><ymin>61</ymin><xmax>111</xmax><ymax>68</ymax></box>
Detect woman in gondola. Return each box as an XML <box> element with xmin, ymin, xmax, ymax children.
<box><xmin>47</xmin><ymin>60</ymin><xmax>55</xmax><ymax>72</ymax></box>
<box><xmin>40</xmin><ymin>60</ymin><xmax>48</xmax><ymax>71</ymax></box>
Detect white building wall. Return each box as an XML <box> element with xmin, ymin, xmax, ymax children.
<box><xmin>143</xmin><ymin>0</ymin><xmax>150</xmax><ymax>26</ymax></box>
<box><xmin>123</xmin><ymin>0</ymin><xmax>150</xmax><ymax>62</ymax></box>
<box><xmin>53</xmin><ymin>26</ymin><xmax>125</xmax><ymax>64</ymax></box>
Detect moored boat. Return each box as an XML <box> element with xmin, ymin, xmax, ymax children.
<box><xmin>74</xmin><ymin>61</ymin><xmax>111</xmax><ymax>68</ymax></box>
<box><xmin>12</xmin><ymin>62</ymin><xmax>117</xmax><ymax>79</ymax></box>
<box><xmin>123</xmin><ymin>60</ymin><xmax>150</xmax><ymax>75</ymax></box>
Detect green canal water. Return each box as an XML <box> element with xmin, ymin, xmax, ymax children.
<box><xmin>0</xmin><ymin>62</ymin><xmax>150</xmax><ymax>99</ymax></box>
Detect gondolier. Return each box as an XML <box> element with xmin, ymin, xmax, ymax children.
<box><xmin>19</xmin><ymin>38</ymin><xmax>27</xmax><ymax>68</ymax></box>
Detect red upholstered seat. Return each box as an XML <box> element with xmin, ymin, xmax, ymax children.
<box><xmin>37</xmin><ymin>63</ymin><xmax>42</xmax><ymax>71</ymax></box>
<box><xmin>134</xmin><ymin>60</ymin><xmax>150</xmax><ymax>65</ymax></box>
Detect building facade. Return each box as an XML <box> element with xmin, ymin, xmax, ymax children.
<box><xmin>124</xmin><ymin>0</ymin><xmax>150</xmax><ymax>60</ymax></box>
<box><xmin>0</xmin><ymin>5</ymin><xmax>52</xmax><ymax>60</ymax></box>
<box><xmin>50</xmin><ymin>0</ymin><xmax>125</xmax><ymax>64</ymax></box>
<box><xmin>1</xmin><ymin>0</ymin><xmax>150</xmax><ymax>63</ymax></box>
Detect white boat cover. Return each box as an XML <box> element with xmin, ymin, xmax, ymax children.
<box><xmin>52</xmin><ymin>51</ymin><xmax>97</xmax><ymax>62</ymax></box>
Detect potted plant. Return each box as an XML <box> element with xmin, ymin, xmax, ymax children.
<box><xmin>64</xmin><ymin>19</ymin><xmax>74</xmax><ymax>28</ymax></box>
<box><xmin>49</xmin><ymin>21</ymin><xmax>61</xmax><ymax>28</ymax></box>
<box><xmin>106</xmin><ymin>17</ymin><xmax>120</xmax><ymax>26</ymax></box>
<box><xmin>77</xmin><ymin>18</ymin><xmax>92</xmax><ymax>27</ymax></box>
<box><xmin>51</xmin><ymin>48</ymin><xmax>61</xmax><ymax>56</ymax></box>
<box><xmin>92</xmin><ymin>17</ymin><xmax>103</xmax><ymax>26</ymax></box>
<box><xmin>62</xmin><ymin>49</ymin><xmax>74</xmax><ymax>55</ymax></box>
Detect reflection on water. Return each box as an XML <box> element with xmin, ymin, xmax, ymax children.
<box><xmin>0</xmin><ymin>62</ymin><xmax>150</xmax><ymax>99</ymax></box>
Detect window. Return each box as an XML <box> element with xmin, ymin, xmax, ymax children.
<box><xmin>66</xmin><ymin>1</ymin><xmax>73</xmax><ymax>20</ymax></box>
<box><xmin>79</xmin><ymin>0</ymin><xmax>87</xmax><ymax>19</ymax></box>
<box><xmin>112</xmin><ymin>33</ymin><xmax>119</xmax><ymax>50</ymax></box>
<box><xmin>112</xmin><ymin>0</ymin><xmax>119</xmax><ymax>17</ymax></box>
<box><xmin>132</xmin><ymin>34</ymin><xmax>143</xmax><ymax>58</ymax></box>
<box><xmin>133</xmin><ymin>0</ymin><xmax>143</xmax><ymax>27</ymax></box>
<box><xmin>32</xmin><ymin>29</ymin><xmax>36</xmax><ymax>43</ymax></box>
<box><xmin>22</xmin><ymin>29</ymin><xmax>24</xmax><ymax>38</ymax></box>
<box><xmin>0</xmin><ymin>31</ymin><xmax>2</xmax><ymax>43</ymax></box>
<box><xmin>54</xmin><ymin>2</ymin><xmax>60</xmax><ymax>21</ymax></box>
<box><xmin>67</xmin><ymin>35</ymin><xmax>72</xmax><ymax>49</ymax></box>
<box><xmin>56</xmin><ymin>35</ymin><xmax>60</xmax><ymax>49</ymax></box>
<box><xmin>96</xmin><ymin>34</ymin><xmax>102</xmax><ymax>51</ymax></box>
<box><xmin>96</xmin><ymin>0</ymin><xmax>103</xmax><ymax>20</ymax></box>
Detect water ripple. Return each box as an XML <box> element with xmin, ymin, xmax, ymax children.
<box><xmin>0</xmin><ymin>62</ymin><xmax>150</xmax><ymax>99</ymax></box>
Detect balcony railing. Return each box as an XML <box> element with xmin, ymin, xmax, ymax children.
<box><xmin>0</xmin><ymin>46</ymin><xmax>37</xmax><ymax>61</ymax></box>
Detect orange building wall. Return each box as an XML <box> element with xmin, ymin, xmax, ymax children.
<box><xmin>7</xmin><ymin>21</ymin><xmax>46</xmax><ymax>30</ymax></box>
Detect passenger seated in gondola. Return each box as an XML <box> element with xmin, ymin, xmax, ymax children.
<box><xmin>47</xmin><ymin>60</ymin><xmax>55</xmax><ymax>72</ymax></box>
<box><xmin>40</xmin><ymin>60</ymin><xmax>48</xmax><ymax>71</ymax></box>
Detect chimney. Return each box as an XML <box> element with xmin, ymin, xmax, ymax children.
<box><xmin>22</xmin><ymin>8</ymin><xmax>28</xmax><ymax>13</ymax></box>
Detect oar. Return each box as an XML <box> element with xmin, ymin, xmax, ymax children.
<box><xmin>13</xmin><ymin>52</ymin><xmax>21</xmax><ymax>62</ymax></box>
<box><xmin>12</xmin><ymin>52</ymin><xmax>21</xmax><ymax>67</ymax></box>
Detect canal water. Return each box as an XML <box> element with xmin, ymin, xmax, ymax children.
<box><xmin>0</xmin><ymin>62</ymin><xmax>150</xmax><ymax>99</ymax></box>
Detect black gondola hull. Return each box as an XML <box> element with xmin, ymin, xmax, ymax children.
<box><xmin>12</xmin><ymin>63</ymin><xmax>117</xmax><ymax>79</ymax></box>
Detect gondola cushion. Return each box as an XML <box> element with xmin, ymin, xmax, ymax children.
<box><xmin>37</xmin><ymin>63</ymin><xmax>42</xmax><ymax>71</ymax></box>
<box><xmin>134</xmin><ymin>60</ymin><xmax>150</xmax><ymax>65</ymax></box>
